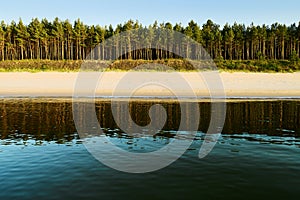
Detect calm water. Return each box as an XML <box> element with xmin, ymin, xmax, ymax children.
<box><xmin>0</xmin><ymin>99</ymin><xmax>300</xmax><ymax>199</ymax></box>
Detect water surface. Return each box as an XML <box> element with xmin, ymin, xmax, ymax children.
<box><xmin>0</xmin><ymin>99</ymin><xmax>300</xmax><ymax>199</ymax></box>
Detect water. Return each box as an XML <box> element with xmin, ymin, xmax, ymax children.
<box><xmin>0</xmin><ymin>99</ymin><xmax>300</xmax><ymax>199</ymax></box>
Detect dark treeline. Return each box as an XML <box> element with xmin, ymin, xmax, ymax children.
<box><xmin>0</xmin><ymin>18</ymin><xmax>300</xmax><ymax>61</ymax></box>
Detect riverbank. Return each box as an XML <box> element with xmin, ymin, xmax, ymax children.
<box><xmin>0</xmin><ymin>72</ymin><xmax>299</xmax><ymax>98</ymax></box>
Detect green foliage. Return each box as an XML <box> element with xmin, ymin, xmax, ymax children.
<box><xmin>0</xmin><ymin>18</ymin><xmax>299</xmax><ymax>62</ymax></box>
<box><xmin>0</xmin><ymin>60</ymin><xmax>82</xmax><ymax>72</ymax></box>
<box><xmin>289</xmin><ymin>50</ymin><xmax>299</xmax><ymax>63</ymax></box>
<box><xmin>256</xmin><ymin>51</ymin><xmax>265</xmax><ymax>60</ymax></box>
<box><xmin>0</xmin><ymin>18</ymin><xmax>299</xmax><ymax>72</ymax></box>
<box><xmin>0</xmin><ymin>59</ymin><xmax>299</xmax><ymax>72</ymax></box>
<box><xmin>215</xmin><ymin>59</ymin><xmax>299</xmax><ymax>72</ymax></box>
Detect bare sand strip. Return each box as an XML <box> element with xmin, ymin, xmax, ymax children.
<box><xmin>0</xmin><ymin>72</ymin><xmax>299</xmax><ymax>98</ymax></box>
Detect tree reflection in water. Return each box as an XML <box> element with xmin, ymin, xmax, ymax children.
<box><xmin>0</xmin><ymin>99</ymin><xmax>299</xmax><ymax>143</ymax></box>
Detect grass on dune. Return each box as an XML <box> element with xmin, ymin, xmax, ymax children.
<box><xmin>0</xmin><ymin>59</ymin><xmax>299</xmax><ymax>73</ymax></box>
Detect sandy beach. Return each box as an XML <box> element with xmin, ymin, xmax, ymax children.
<box><xmin>0</xmin><ymin>72</ymin><xmax>299</xmax><ymax>98</ymax></box>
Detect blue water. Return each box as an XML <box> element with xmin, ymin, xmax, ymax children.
<box><xmin>1</xmin><ymin>133</ymin><xmax>300</xmax><ymax>200</ymax></box>
<box><xmin>0</xmin><ymin>99</ymin><xmax>300</xmax><ymax>199</ymax></box>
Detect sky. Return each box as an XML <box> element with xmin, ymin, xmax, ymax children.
<box><xmin>0</xmin><ymin>0</ymin><xmax>299</xmax><ymax>28</ymax></box>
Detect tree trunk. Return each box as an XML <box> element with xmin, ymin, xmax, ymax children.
<box><xmin>281</xmin><ymin>39</ymin><xmax>284</xmax><ymax>59</ymax></box>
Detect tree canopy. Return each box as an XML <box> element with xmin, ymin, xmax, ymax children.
<box><xmin>0</xmin><ymin>18</ymin><xmax>299</xmax><ymax>61</ymax></box>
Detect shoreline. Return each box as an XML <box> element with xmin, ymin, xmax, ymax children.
<box><xmin>0</xmin><ymin>72</ymin><xmax>300</xmax><ymax>98</ymax></box>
